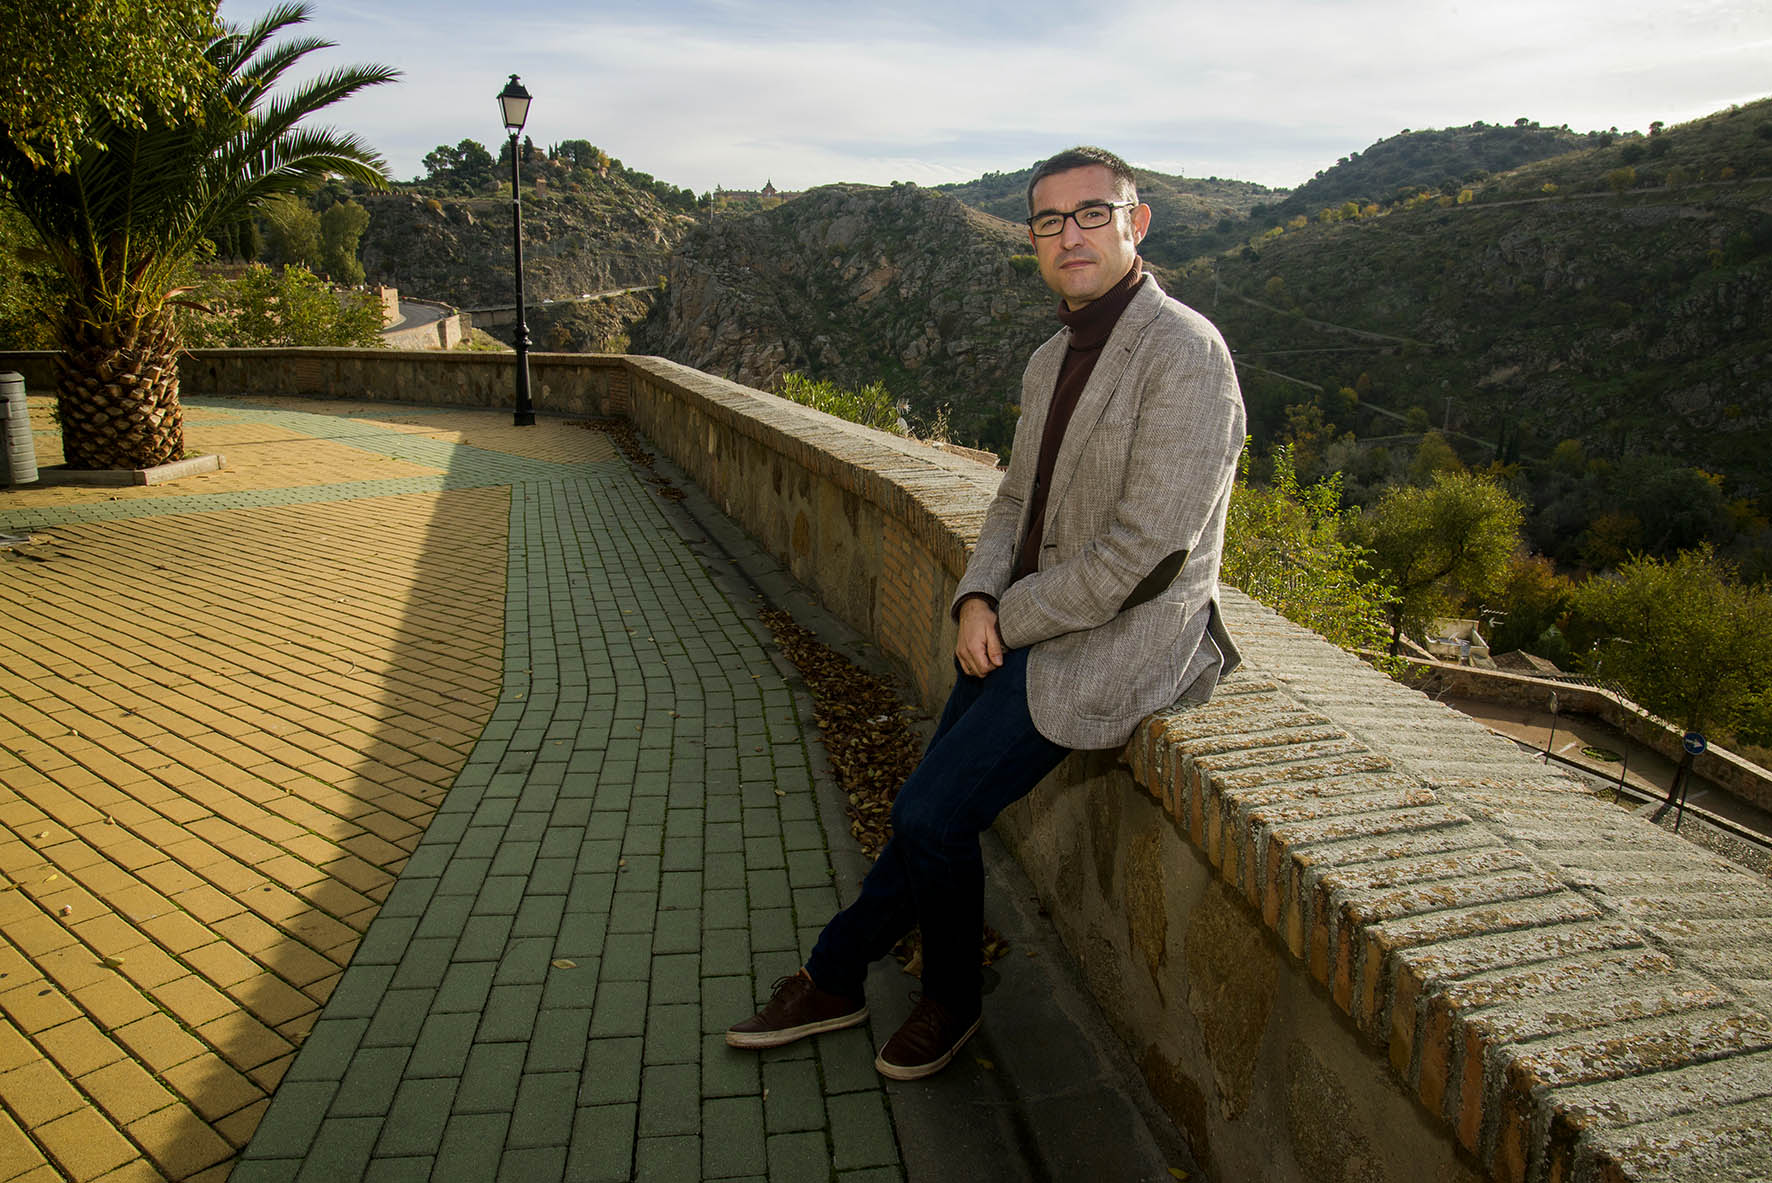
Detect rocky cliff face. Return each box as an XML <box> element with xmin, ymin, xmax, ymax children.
<box><xmin>357</xmin><ymin>184</ymin><xmax>693</xmax><ymax>310</ymax></box>
<box><xmin>634</xmin><ymin>183</ymin><xmax>1057</xmax><ymax>451</ymax></box>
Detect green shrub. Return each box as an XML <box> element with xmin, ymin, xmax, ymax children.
<box><xmin>773</xmin><ymin>372</ymin><xmax>901</xmax><ymax>433</ymax></box>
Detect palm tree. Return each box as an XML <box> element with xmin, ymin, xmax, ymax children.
<box><xmin>0</xmin><ymin>2</ymin><xmax>396</xmax><ymax>470</ymax></box>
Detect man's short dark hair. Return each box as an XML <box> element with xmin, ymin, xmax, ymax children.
<box><xmin>1027</xmin><ymin>146</ymin><xmax>1138</xmax><ymax>214</ymax></box>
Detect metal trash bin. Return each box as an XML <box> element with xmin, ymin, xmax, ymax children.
<box><xmin>1</xmin><ymin>371</ymin><xmax>38</xmax><ymax>486</ymax></box>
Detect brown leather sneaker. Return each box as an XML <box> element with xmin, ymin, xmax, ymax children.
<box><xmin>726</xmin><ymin>971</ymin><xmax>868</xmax><ymax>1049</ymax></box>
<box><xmin>874</xmin><ymin>994</ymin><xmax>982</xmax><ymax>1080</ymax></box>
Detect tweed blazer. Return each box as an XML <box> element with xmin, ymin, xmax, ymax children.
<box><xmin>952</xmin><ymin>274</ymin><xmax>1246</xmax><ymax>750</ymax></box>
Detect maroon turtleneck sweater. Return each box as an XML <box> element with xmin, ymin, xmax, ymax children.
<box><xmin>1010</xmin><ymin>257</ymin><xmax>1146</xmax><ymax>584</ymax></box>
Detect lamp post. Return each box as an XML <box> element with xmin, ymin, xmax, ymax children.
<box><xmin>498</xmin><ymin>74</ymin><xmax>535</xmax><ymax>426</ymax></box>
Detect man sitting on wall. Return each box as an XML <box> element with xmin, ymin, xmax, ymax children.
<box><xmin>726</xmin><ymin>145</ymin><xmax>1248</xmax><ymax>1079</ymax></box>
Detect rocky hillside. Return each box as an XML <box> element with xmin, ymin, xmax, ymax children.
<box><xmin>633</xmin><ymin>183</ymin><xmax>1058</xmax><ymax>450</ymax></box>
<box><xmin>939</xmin><ymin>167</ymin><xmax>1282</xmax><ymax>267</ymax></box>
<box><xmin>356</xmin><ymin>180</ymin><xmax>694</xmax><ymax>310</ymax></box>
<box><xmin>1169</xmin><ymin>99</ymin><xmax>1772</xmax><ymax>560</ymax></box>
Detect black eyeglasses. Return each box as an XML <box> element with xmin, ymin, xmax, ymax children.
<box><xmin>1026</xmin><ymin>200</ymin><xmax>1134</xmax><ymax>237</ymax></box>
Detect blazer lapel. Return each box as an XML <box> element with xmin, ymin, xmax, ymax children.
<box><xmin>1044</xmin><ymin>278</ymin><xmax>1166</xmax><ymax>516</ymax></box>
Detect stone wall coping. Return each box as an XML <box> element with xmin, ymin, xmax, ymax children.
<box><xmin>1138</xmin><ymin>590</ymin><xmax>1772</xmax><ymax>1183</ymax></box>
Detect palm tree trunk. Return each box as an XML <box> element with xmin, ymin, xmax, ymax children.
<box><xmin>54</xmin><ymin>307</ymin><xmax>185</xmax><ymax>470</ymax></box>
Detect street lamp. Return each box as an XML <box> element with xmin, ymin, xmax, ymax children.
<box><xmin>498</xmin><ymin>74</ymin><xmax>535</xmax><ymax>426</ymax></box>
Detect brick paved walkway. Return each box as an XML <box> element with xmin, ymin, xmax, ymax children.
<box><xmin>1</xmin><ymin>397</ymin><xmax>899</xmax><ymax>1182</ymax></box>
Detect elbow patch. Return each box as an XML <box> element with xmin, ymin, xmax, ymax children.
<box><xmin>1118</xmin><ymin>549</ymin><xmax>1188</xmax><ymax>613</ymax></box>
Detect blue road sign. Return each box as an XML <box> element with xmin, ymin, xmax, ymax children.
<box><xmin>1683</xmin><ymin>731</ymin><xmax>1707</xmax><ymax>756</ymax></box>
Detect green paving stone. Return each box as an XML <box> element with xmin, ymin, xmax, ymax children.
<box><xmin>599</xmin><ymin>932</ymin><xmax>654</xmax><ymax>981</ymax></box>
<box><xmin>663</xmin><ymin>810</ymin><xmax>703</xmax><ymax>840</ymax></box>
<box><xmin>495</xmin><ymin>937</ymin><xmax>554</xmax><ymax>985</ymax></box>
<box><xmin>637</xmin><ymin>1063</ymin><xmax>700</xmax><ymax>1137</ymax></box>
<box><xmin>827</xmin><ymin>1090</ymin><xmax>897</xmax><ymax>1170</ymax></box>
<box><xmin>550</xmin><ymin>799</ymin><xmax>593</xmax><ymax>828</ymax></box>
<box><xmin>704</xmin><ymin>826</ymin><xmax>742</xmax><ymax>856</ymax></box>
<box><xmin>660</xmin><ymin>835</ymin><xmax>703</xmax><ymax>871</ymax></box>
<box><xmin>508</xmin><ymin>1071</ymin><xmax>581</xmax><ymax>1148</ymax></box>
<box><xmin>793</xmin><ymin>885</ymin><xmax>841</xmax><ymax>921</ymax></box>
<box><xmin>494</xmin><ymin>1145</ymin><xmax>565</xmax><ymax>1182</ymax></box>
<box><xmin>817</xmin><ymin>1027</ymin><xmax>879</xmax><ymax>1097</ymax></box>
<box><xmin>362</xmin><ymin>1155</ymin><xmax>434</xmax><ymax>1182</ymax></box>
<box><xmin>779</xmin><ymin>820</ymin><xmax>826</xmax><ymax>853</ymax></box>
<box><xmin>564</xmin><ymin>870</ymin><xmax>615</xmax><ymax>914</ymax></box>
<box><xmin>454</xmin><ymin>1041</ymin><xmax>527</xmax><ymax>1114</ymax></box>
<box><xmin>740</xmin><ymin>806</ymin><xmax>783</xmax><ymax>838</ymax></box>
<box><xmin>332</xmin><ymin>1045</ymin><xmax>411</xmax><ymax>1117</ymax></box>
<box><xmin>229</xmin><ymin>1160</ymin><xmax>300</xmax><ymax>1182</ymax></box>
<box><xmin>432</xmin><ymin>1112</ymin><xmax>509</xmax><ymax>1183</ymax></box>
<box><xmin>616</xmin><ymin>855</ymin><xmax>661</xmax><ymax>892</ymax></box>
<box><xmin>700</xmin><ymin>1034</ymin><xmax>758</xmax><ymax>1099</ymax></box>
<box><xmin>525</xmin><ymin>858</ymin><xmax>575</xmax><ymax>899</ymax></box>
<box><xmin>379</xmin><ymin>876</ymin><xmax>438</xmax><ymax>917</ymax></box>
<box><xmin>704</xmin><ymin>852</ymin><xmax>745</xmax><ymax>890</ymax></box>
<box><xmin>634</xmin><ymin>1135</ymin><xmax>699</xmax><ymax>1183</ymax></box>
<box><xmin>703</xmin><ymin>1096</ymin><xmax>766</xmax><ymax>1179</ymax></box>
<box><xmin>768</xmin><ymin>1131</ymin><xmax>832</xmax><ymax>1183</ymax></box>
<box><xmin>414</xmin><ymin>895</ymin><xmax>475</xmax><ymax>941</ymax></box>
<box><xmin>642</xmin><ymin>1002</ymin><xmax>700</xmax><ymax>1065</ymax></box>
<box><xmin>457</xmin><ymin>826</ymin><xmax>504</xmax><ymax>859</ymax></box>
<box><xmin>705</xmin><ymin>796</ymin><xmax>741</xmax><ymax>825</ymax></box>
<box><xmin>406</xmin><ymin>1011</ymin><xmax>480</xmax><ymax>1078</ymax></box>
<box><xmin>540</xmin><ymin>959</ymin><xmax>599</xmax><ymax>1011</ymax></box>
<box><xmin>701</xmin><ymin>928</ymin><xmax>752</xmax><ymax>977</ymax></box>
<box><xmin>326</xmin><ymin>965</ymin><xmax>397</xmax><ymax>1020</ymax></box>
<box><xmin>749</xmin><ymin>908</ymin><xmax>796</xmax><ymax>954</ymax></box>
<box><xmin>390</xmin><ymin>938</ymin><xmax>456</xmax><ymax>992</ymax></box>
<box><xmin>837</xmin><ymin>1168</ymin><xmax>904</xmax><ymax>1183</ymax></box>
<box><xmin>576</xmin><ymin>839</ymin><xmax>623</xmax><ymax>873</ymax></box>
<box><xmin>477</xmin><ymin>982</ymin><xmax>543</xmax><ymax>1042</ymax></box>
<box><xmin>786</xmin><ymin>850</ymin><xmax>833</xmax><ymax>889</ymax></box>
<box><xmin>589</xmin><ymin>979</ymin><xmax>649</xmax><ymax>1038</ymax></box>
<box><xmin>244</xmin><ymin>1080</ymin><xmax>336</xmax><ymax>1158</ymax></box>
<box><xmin>608</xmin><ymin>891</ymin><xmax>658</xmax><ymax>934</ymax></box>
<box><xmin>431</xmin><ymin>962</ymin><xmax>497</xmax><ymax>1014</ymax></box>
<box><xmin>651</xmin><ymin>909</ymin><xmax>701</xmax><ymax>955</ymax></box>
<box><xmin>738</xmin><ymin>755</ymin><xmax>773</xmax><ymax>780</ymax></box>
<box><xmin>364</xmin><ymin>988</ymin><xmax>435</xmax><ymax>1048</ymax></box>
<box><xmin>526</xmin><ymin>1009</ymin><xmax>593</xmax><ymax>1074</ymax></box>
<box><xmin>284</xmin><ymin>1018</ymin><xmax>369</xmax><ymax>1082</ymax></box>
<box><xmin>376</xmin><ymin>1077</ymin><xmax>458</xmax><ymax>1156</ymax></box>
<box><xmin>353</xmin><ymin>916</ymin><xmax>420</xmax><ymax>965</ymax></box>
<box><xmin>621</xmin><ymin>823</ymin><xmax>664</xmax><ymax>854</ymax></box>
<box><xmin>702</xmin><ymin>888</ymin><xmax>746</xmax><ymax>930</ymax></box>
<box><xmin>507</xmin><ymin>812</ymin><xmax>549</xmax><ymax>844</ymax></box>
<box><xmin>473</xmin><ymin>874</ymin><xmax>527</xmax><ymax>916</ymax></box>
<box><xmin>778</xmin><ymin>794</ymin><xmax>817</xmax><ymax>823</ymax></box>
<box><xmin>567</xmin><ymin>1103</ymin><xmax>637</xmax><ymax>1182</ymax></box>
<box><xmin>436</xmin><ymin>858</ymin><xmax>491</xmax><ymax>898</ymax></box>
<box><xmin>763</xmin><ymin>1058</ymin><xmax>824</xmax><ymax>1134</ymax></box>
<box><xmin>658</xmin><ymin>871</ymin><xmax>701</xmax><ymax>909</ymax></box>
<box><xmin>490</xmin><ymin>840</ymin><xmax>541</xmax><ymax>877</ymax></box>
<box><xmin>453</xmin><ymin>913</ymin><xmax>517</xmax><ymax>963</ymax></box>
<box><xmin>627</xmin><ymin>796</ymin><xmax>667</xmax><ymax>825</ymax></box>
<box><xmin>539</xmin><ymin>828</ymin><xmax>584</xmax><ymax>860</ymax></box>
<box><xmin>701</xmin><ymin>976</ymin><xmax>754</xmax><ymax>1034</ymax></box>
<box><xmin>648</xmin><ymin>954</ymin><xmax>699</xmax><ymax>1004</ymax></box>
<box><xmin>740</xmin><ymin>835</ymin><xmax>783</xmax><ymax>874</ymax></box>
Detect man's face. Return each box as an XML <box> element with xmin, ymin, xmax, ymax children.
<box><xmin>1027</xmin><ymin>164</ymin><xmax>1151</xmax><ymax>310</ymax></box>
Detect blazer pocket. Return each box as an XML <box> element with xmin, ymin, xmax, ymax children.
<box><xmin>1069</xmin><ymin>598</ymin><xmax>1189</xmax><ymax>721</ymax></box>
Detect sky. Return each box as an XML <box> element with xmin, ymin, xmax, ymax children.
<box><xmin>221</xmin><ymin>0</ymin><xmax>1772</xmax><ymax>195</ymax></box>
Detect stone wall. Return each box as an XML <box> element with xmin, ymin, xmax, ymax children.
<box><xmin>1399</xmin><ymin>659</ymin><xmax>1772</xmax><ymax>813</ymax></box>
<box><xmin>6</xmin><ymin>347</ymin><xmax>1769</xmax><ymax>1182</ymax></box>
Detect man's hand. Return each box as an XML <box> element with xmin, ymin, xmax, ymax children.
<box><xmin>955</xmin><ymin>596</ymin><xmax>1005</xmax><ymax>677</ymax></box>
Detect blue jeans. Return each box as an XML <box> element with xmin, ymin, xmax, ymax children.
<box><xmin>804</xmin><ymin>646</ymin><xmax>1071</xmax><ymax>1015</ymax></box>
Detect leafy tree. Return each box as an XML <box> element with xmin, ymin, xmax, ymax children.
<box><xmin>1573</xmin><ymin>546</ymin><xmax>1772</xmax><ymax>737</ymax></box>
<box><xmin>421</xmin><ymin>138</ymin><xmax>493</xmax><ymax>193</ymax></box>
<box><xmin>1486</xmin><ymin>553</ymin><xmax>1575</xmax><ymax>660</ymax></box>
<box><xmin>0</xmin><ymin>3</ymin><xmax>396</xmax><ymax>468</ymax></box>
<box><xmin>0</xmin><ymin>0</ymin><xmax>218</xmax><ymax>171</ymax></box>
<box><xmin>1221</xmin><ymin>445</ymin><xmax>1393</xmax><ymax>653</ymax></box>
<box><xmin>319</xmin><ymin>199</ymin><xmax>370</xmax><ymax>284</ymax></box>
<box><xmin>0</xmin><ymin>203</ymin><xmax>66</xmax><ymax>348</ymax></box>
<box><xmin>179</xmin><ymin>263</ymin><xmax>382</xmax><ymax>347</ymax></box>
<box><xmin>1408</xmin><ymin>430</ymin><xmax>1464</xmax><ymax>484</ymax></box>
<box><xmin>260</xmin><ymin>192</ymin><xmax>321</xmax><ymax>269</ymax></box>
<box><xmin>773</xmin><ymin>372</ymin><xmax>901</xmax><ymax>433</ymax></box>
<box><xmin>1356</xmin><ymin>471</ymin><xmax>1525</xmax><ymax>653</ymax></box>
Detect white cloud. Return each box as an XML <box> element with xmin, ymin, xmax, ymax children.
<box><xmin>222</xmin><ymin>0</ymin><xmax>1772</xmax><ymax>193</ymax></box>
